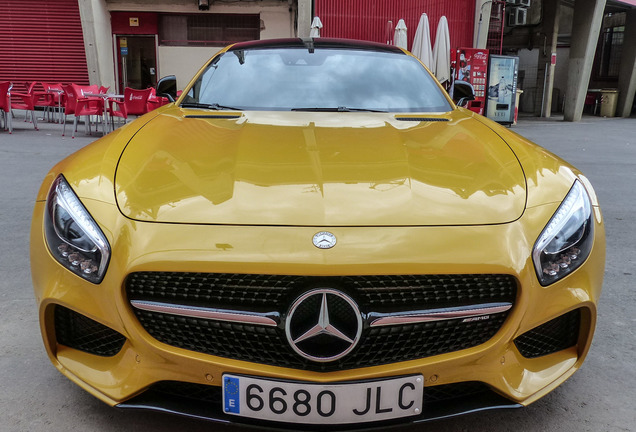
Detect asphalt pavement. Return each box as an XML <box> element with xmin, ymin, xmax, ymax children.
<box><xmin>1</xmin><ymin>112</ymin><xmax>635</xmax><ymax>431</ymax></box>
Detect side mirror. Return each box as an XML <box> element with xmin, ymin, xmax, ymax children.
<box><xmin>452</xmin><ymin>80</ymin><xmax>475</xmax><ymax>107</ymax></box>
<box><xmin>157</xmin><ymin>75</ymin><xmax>177</xmax><ymax>102</ymax></box>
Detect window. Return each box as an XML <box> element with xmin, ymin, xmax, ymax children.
<box><xmin>598</xmin><ymin>25</ymin><xmax>623</xmax><ymax>78</ymax></box>
<box><xmin>159</xmin><ymin>14</ymin><xmax>260</xmax><ymax>47</ymax></box>
<box><xmin>594</xmin><ymin>13</ymin><xmax>625</xmax><ymax>80</ymax></box>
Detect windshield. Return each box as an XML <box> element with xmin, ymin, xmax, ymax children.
<box><xmin>183</xmin><ymin>47</ymin><xmax>452</xmax><ymax>112</ymax></box>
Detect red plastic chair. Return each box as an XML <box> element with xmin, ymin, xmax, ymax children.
<box><xmin>109</xmin><ymin>87</ymin><xmax>152</xmax><ymax>127</ymax></box>
<box><xmin>79</xmin><ymin>84</ymin><xmax>104</xmax><ymax>133</ymax></box>
<box><xmin>32</xmin><ymin>82</ymin><xmax>60</xmax><ymax>122</ymax></box>
<box><xmin>41</xmin><ymin>82</ymin><xmax>64</xmax><ymax>122</ymax></box>
<box><xmin>0</xmin><ymin>81</ymin><xmax>12</xmax><ymax>133</ymax></box>
<box><xmin>146</xmin><ymin>87</ymin><xmax>169</xmax><ymax>112</ymax></box>
<box><xmin>62</xmin><ymin>84</ymin><xmax>105</xmax><ymax>138</ymax></box>
<box><xmin>10</xmin><ymin>81</ymin><xmax>39</xmax><ymax>130</ymax></box>
<box><xmin>75</xmin><ymin>84</ymin><xmax>99</xmax><ymax>98</ymax></box>
<box><xmin>584</xmin><ymin>92</ymin><xmax>600</xmax><ymax>115</ymax></box>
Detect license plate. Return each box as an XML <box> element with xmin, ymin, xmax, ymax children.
<box><xmin>222</xmin><ymin>374</ymin><xmax>423</xmax><ymax>425</ymax></box>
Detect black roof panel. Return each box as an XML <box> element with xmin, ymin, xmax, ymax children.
<box><xmin>229</xmin><ymin>38</ymin><xmax>405</xmax><ymax>54</ymax></box>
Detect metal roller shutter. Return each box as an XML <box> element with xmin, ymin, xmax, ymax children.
<box><xmin>0</xmin><ymin>0</ymin><xmax>89</xmax><ymax>86</ymax></box>
<box><xmin>314</xmin><ymin>0</ymin><xmax>475</xmax><ymax>51</ymax></box>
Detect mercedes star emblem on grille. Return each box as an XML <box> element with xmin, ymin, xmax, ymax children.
<box><xmin>312</xmin><ymin>231</ymin><xmax>337</xmax><ymax>249</ymax></box>
<box><xmin>285</xmin><ymin>289</ymin><xmax>362</xmax><ymax>362</ymax></box>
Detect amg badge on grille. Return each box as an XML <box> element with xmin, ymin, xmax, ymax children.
<box><xmin>285</xmin><ymin>289</ymin><xmax>362</xmax><ymax>362</ymax></box>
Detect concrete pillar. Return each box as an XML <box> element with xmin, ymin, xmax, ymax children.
<box><xmin>297</xmin><ymin>0</ymin><xmax>312</xmax><ymax>38</ymax></box>
<box><xmin>537</xmin><ymin>0</ymin><xmax>561</xmax><ymax>117</ymax></box>
<box><xmin>563</xmin><ymin>0</ymin><xmax>606</xmax><ymax>122</ymax></box>
<box><xmin>617</xmin><ymin>9</ymin><xmax>636</xmax><ymax>118</ymax></box>
<box><xmin>474</xmin><ymin>0</ymin><xmax>492</xmax><ymax>49</ymax></box>
<box><xmin>78</xmin><ymin>0</ymin><xmax>116</xmax><ymax>89</ymax></box>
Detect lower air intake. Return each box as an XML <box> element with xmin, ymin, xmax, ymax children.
<box><xmin>514</xmin><ymin>309</ymin><xmax>580</xmax><ymax>358</ymax></box>
<box><xmin>54</xmin><ymin>305</ymin><xmax>126</xmax><ymax>357</ymax></box>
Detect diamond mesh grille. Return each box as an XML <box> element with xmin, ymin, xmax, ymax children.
<box><xmin>133</xmin><ymin>309</ymin><xmax>508</xmax><ymax>372</ymax></box>
<box><xmin>126</xmin><ymin>272</ymin><xmax>516</xmax><ymax>312</ymax></box>
<box><xmin>54</xmin><ymin>305</ymin><xmax>126</xmax><ymax>357</ymax></box>
<box><xmin>126</xmin><ymin>272</ymin><xmax>517</xmax><ymax>370</ymax></box>
<box><xmin>514</xmin><ymin>309</ymin><xmax>580</xmax><ymax>358</ymax></box>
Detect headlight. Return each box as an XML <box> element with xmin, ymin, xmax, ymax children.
<box><xmin>44</xmin><ymin>175</ymin><xmax>110</xmax><ymax>284</ymax></box>
<box><xmin>533</xmin><ymin>180</ymin><xmax>594</xmax><ymax>286</ymax></box>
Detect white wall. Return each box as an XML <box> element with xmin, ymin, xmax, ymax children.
<box><xmin>517</xmin><ymin>48</ymin><xmax>539</xmax><ymax>113</ymax></box>
<box><xmin>157</xmin><ymin>46</ymin><xmax>221</xmax><ymax>90</ymax></box>
<box><xmin>553</xmin><ymin>47</ymin><xmax>571</xmax><ymax>111</ymax></box>
<box><xmin>516</xmin><ymin>47</ymin><xmax>570</xmax><ymax>113</ymax></box>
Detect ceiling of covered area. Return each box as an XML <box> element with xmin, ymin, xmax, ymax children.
<box><xmin>560</xmin><ymin>0</ymin><xmax>635</xmax><ymax>12</ymax></box>
<box><xmin>607</xmin><ymin>0</ymin><xmax>636</xmax><ymax>12</ymax></box>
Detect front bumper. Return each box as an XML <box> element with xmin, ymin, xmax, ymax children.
<box><xmin>30</xmin><ymin>198</ymin><xmax>605</xmax><ymax>429</ymax></box>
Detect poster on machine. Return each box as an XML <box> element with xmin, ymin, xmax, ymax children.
<box><xmin>453</xmin><ymin>48</ymin><xmax>488</xmax><ymax>99</ymax></box>
<box><xmin>486</xmin><ymin>55</ymin><xmax>519</xmax><ymax>124</ymax></box>
<box><xmin>452</xmin><ymin>48</ymin><xmax>489</xmax><ymax>115</ymax></box>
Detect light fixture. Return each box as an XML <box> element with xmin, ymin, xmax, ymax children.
<box><xmin>198</xmin><ymin>0</ymin><xmax>209</xmax><ymax>11</ymax></box>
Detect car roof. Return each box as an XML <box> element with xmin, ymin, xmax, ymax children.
<box><xmin>229</xmin><ymin>38</ymin><xmax>406</xmax><ymax>54</ymax></box>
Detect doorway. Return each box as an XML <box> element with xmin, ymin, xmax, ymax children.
<box><xmin>115</xmin><ymin>35</ymin><xmax>158</xmax><ymax>93</ymax></box>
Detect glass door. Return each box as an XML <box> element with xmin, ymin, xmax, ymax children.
<box><xmin>115</xmin><ymin>35</ymin><xmax>158</xmax><ymax>92</ymax></box>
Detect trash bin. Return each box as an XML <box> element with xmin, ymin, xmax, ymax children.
<box><xmin>599</xmin><ymin>89</ymin><xmax>619</xmax><ymax>117</ymax></box>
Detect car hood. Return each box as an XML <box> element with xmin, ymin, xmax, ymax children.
<box><xmin>115</xmin><ymin>109</ymin><xmax>526</xmax><ymax>226</ymax></box>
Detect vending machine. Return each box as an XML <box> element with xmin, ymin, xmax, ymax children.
<box><xmin>451</xmin><ymin>48</ymin><xmax>489</xmax><ymax>115</ymax></box>
<box><xmin>486</xmin><ymin>55</ymin><xmax>519</xmax><ymax>124</ymax></box>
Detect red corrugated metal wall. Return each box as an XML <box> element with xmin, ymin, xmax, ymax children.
<box><xmin>314</xmin><ymin>0</ymin><xmax>475</xmax><ymax>51</ymax></box>
<box><xmin>0</xmin><ymin>0</ymin><xmax>89</xmax><ymax>85</ymax></box>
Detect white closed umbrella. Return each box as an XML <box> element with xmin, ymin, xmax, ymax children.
<box><xmin>393</xmin><ymin>19</ymin><xmax>408</xmax><ymax>50</ymax></box>
<box><xmin>432</xmin><ymin>16</ymin><xmax>451</xmax><ymax>85</ymax></box>
<box><xmin>310</xmin><ymin>17</ymin><xmax>323</xmax><ymax>38</ymax></box>
<box><xmin>411</xmin><ymin>13</ymin><xmax>433</xmax><ymax>70</ymax></box>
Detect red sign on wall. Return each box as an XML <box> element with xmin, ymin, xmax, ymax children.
<box><xmin>110</xmin><ymin>12</ymin><xmax>158</xmax><ymax>35</ymax></box>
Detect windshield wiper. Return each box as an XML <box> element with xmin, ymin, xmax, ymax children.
<box><xmin>181</xmin><ymin>102</ymin><xmax>243</xmax><ymax>111</ymax></box>
<box><xmin>291</xmin><ymin>107</ymin><xmax>387</xmax><ymax>113</ymax></box>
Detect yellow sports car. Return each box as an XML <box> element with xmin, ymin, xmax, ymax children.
<box><xmin>31</xmin><ymin>39</ymin><xmax>605</xmax><ymax>429</ymax></box>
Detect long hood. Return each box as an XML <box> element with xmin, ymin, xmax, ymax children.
<box><xmin>115</xmin><ymin>109</ymin><xmax>526</xmax><ymax>226</ymax></box>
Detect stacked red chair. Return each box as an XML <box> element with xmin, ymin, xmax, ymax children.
<box><xmin>146</xmin><ymin>87</ymin><xmax>170</xmax><ymax>112</ymax></box>
<box><xmin>10</xmin><ymin>82</ymin><xmax>39</xmax><ymax>130</ymax></box>
<box><xmin>62</xmin><ymin>84</ymin><xmax>105</xmax><ymax>138</ymax></box>
<box><xmin>0</xmin><ymin>81</ymin><xmax>12</xmax><ymax>133</ymax></box>
<box><xmin>109</xmin><ymin>87</ymin><xmax>152</xmax><ymax>128</ymax></box>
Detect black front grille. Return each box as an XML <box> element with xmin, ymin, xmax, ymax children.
<box><xmin>127</xmin><ymin>272</ymin><xmax>516</xmax><ymax>371</ymax></box>
<box><xmin>153</xmin><ymin>381</ymin><xmax>223</xmax><ymax>405</ymax></box>
<box><xmin>133</xmin><ymin>309</ymin><xmax>508</xmax><ymax>372</ymax></box>
<box><xmin>147</xmin><ymin>379</ymin><xmax>489</xmax><ymax>406</ymax></box>
<box><xmin>514</xmin><ymin>309</ymin><xmax>581</xmax><ymax>358</ymax></box>
<box><xmin>127</xmin><ymin>272</ymin><xmax>516</xmax><ymax>312</ymax></box>
<box><xmin>120</xmin><ymin>379</ymin><xmax>518</xmax><ymax>428</ymax></box>
<box><xmin>54</xmin><ymin>305</ymin><xmax>126</xmax><ymax>357</ymax></box>
<box><xmin>126</xmin><ymin>272</ymin><xmax>300</xmax><ymax>311</ymax></box>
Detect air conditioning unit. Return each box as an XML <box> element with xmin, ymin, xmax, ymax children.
<box><xmin>507</xmin><ymin>7</ymin><xmax>528</xmax><ymax>26</ymax></box>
